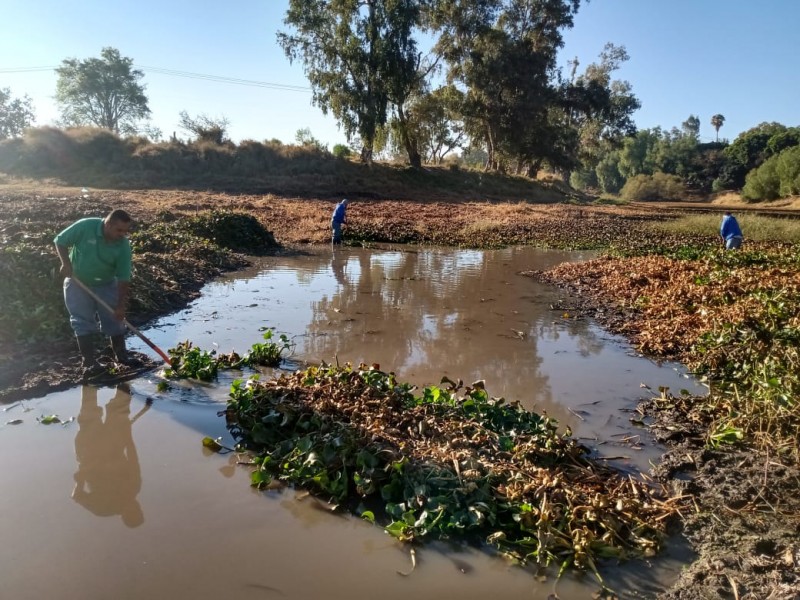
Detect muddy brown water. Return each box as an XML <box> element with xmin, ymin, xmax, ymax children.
<box><xmin>0</xmin><ymin>246</ymin><xmax>704</xmax><ymax>600</ymax></box>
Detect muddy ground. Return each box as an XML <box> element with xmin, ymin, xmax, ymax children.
<box><xmin>532</xmin><ymin>269</ymin><xmax>800</xmax><ymax>600</ymax></box>
<box><xmin>1</xmin><ymin>186</ymin><xmax>798</xmax><ymax>599</ymax></box>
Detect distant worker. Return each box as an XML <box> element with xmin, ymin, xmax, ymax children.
<box><xmin>719</xmin><ymin>211</ymin><xmax>744</xmax><ymax>250</ymax></box>
<box><xmin>331</xmin><ymin>198</ymin><xmax>349</xmax><ymax>245</ymax></box>
<box><xmin>54</xmin><ymin>209</ymin><xmax>136</xmax><ymax>377</ymax></box>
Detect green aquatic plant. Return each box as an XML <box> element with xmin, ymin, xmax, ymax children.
<box><xmin>224</xmin><ymin>363</ymin><xmax>679</xmax><ymax>579</ymax></box>
<box><xmin>165</xmin><ymin>332</ymin><xmax>295</xmax><ymax>380</ymax></box>
<box><xmin>165</xmin><ymin>341</ymin><xmax>219</xmax><ymax>381</ymax></box>
<box><xmin>245</xmin><ymin>330</ymin><xmax>293</xmax><ymax>367</ymax></box>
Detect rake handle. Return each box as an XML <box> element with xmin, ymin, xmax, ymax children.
<box><xmin>71</xmin><ymin>277</ymin><xmax>173</xmax><ymax>367</ymax></box>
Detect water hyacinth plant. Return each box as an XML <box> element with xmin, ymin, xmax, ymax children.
<box><xmin>224</xmin><ymin>363</ymin><xmax>680</xmax><ymax>579</ymax></box>
<box><xmin>164</xmin><ymin>332</ymin><xmax>295</xmax><ymax>380</ymax></box>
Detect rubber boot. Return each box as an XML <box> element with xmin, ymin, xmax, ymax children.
<box><xmin>111</xmin><ymin>335</ymin><xmax>142</xmax><ymax>368</ymax></box>
<box><xmin>77</xmin><ymin>335</ymin><xmax>104</xmax><ymax>380</ymax></box>
<box><xmin>111</xmin><ymin>334</ymin><xmax>129</xmax><ymax>364</ymax></box>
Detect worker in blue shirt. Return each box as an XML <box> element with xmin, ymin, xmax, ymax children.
<box><xmin>719</xmin><ymin>211</ymin><xmax>743</xmax><ymax>250</ymax></box>
<box><xmin>331</xmin><ymin>198</ymin><xmax>348</xmax><ymax>245</ymax></box>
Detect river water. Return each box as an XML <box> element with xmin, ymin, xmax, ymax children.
<box><xmin>0</xmin><ymin>246</ymin><xmax>703</xmax><ymax>600</ymax></box>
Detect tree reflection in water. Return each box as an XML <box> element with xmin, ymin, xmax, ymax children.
<box><xmin>308</xmin><ymin>246</ymin><xmax>605</xmax><ymax>416</ymax></box>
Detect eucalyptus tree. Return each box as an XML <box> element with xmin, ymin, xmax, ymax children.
<box><xmin>279</xmin><ymin>0</ymin><xmax>428</xmax><ymax>165</ymax></box>
<box><xmin>431</xmin><ymin>0</ymin><xmax>582</xmax><ymax>172</ymax></box>
<box><xmin>55</xmin><ymin>47</ymin><xmax>150</xmax><ymax>134</ymax></box>
<box><xmin>681</xmin><ymin>115</ymin><xmax>700</xmax><ymax>140</ymax></box>
<box><xmin>711</xmin><ymin>114</ymin><xmax>725</xmax><ymax>142</ymax></box>
<box><xmin>564</xmin><ymin>43</ymin><xmax>639</xmax><ymax>176</ymax></box>
<box><xmin>405</xmin><ymin>85</ymin><xmax>466</xmax><ymax>164</ymax></box>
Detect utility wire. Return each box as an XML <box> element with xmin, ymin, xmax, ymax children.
<box><xmin>138</xmin><ymin>65</ymin><xmax>311</xmax><ymax>92</ymax></box>
<box><xmin>0</xmin><ymin>64</ymin><xmax>312</xmax><ymax>93</ymax></box>
<box><xmin>0</xmin><ymin>66</ymin><xmax>57</xmax><ymax>73</ymax></box>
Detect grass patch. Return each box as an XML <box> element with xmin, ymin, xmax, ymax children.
<box><xmin>653</xmin><ymin>214</ymin><xmax>800</xmax><ymax>244</ymax></box>
<box><xmin>592</xmin><ymin>196</ymin><xmax>628</xmax><ymax>206</ymax></box>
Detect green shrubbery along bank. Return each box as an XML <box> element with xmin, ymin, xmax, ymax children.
<box><xmin>570</xmin><ymin>121</ymin><xmax>800</xmax><ymax>202</ymax></box>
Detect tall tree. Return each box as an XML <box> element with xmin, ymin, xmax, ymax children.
<box><xmin>565</xmin><ymin>43</ymin><xmax>640</xmax><ymax>174</ymax></box>
<box><xmin>432</xmin><ymin>0</ymin><xmax>582</xmax><ymax>173</ymax></box>
<box><xmin>279</xmin><ymin>0</ymin><xmax>426</xmax><ymax>165</ymax></box>
<box><xmin>55</xmin><ymin>47</ymin><xmax>150</xmax><ymax>134</ymax></box>
<box><xmin>682</xmin><ymin>115</ymin><xmax>700</xmax><ymax>140</ymax></box>
<box><xmin>710</xmin><ymin>114</ymin><xmax>725</xmax><ymax>142</ymax></box>
<box><xmin>402</xmin><ymin>85</ymin><xmax>466</xmax><ymax>164</ymax></box>
<box><xmin>0</xmin><ymin>87</ymin><xmax>35</xmax><ymax>139</ymax></box>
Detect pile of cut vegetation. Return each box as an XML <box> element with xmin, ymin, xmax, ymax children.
<box><xmin>225</xmin><ymin>363</ymin><xmax>681</xmax><ymax>576</ymax></box>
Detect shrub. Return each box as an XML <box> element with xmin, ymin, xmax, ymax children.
<box><xmin>237</xmin><ymin>139</ymin><xmax>283</xmax><ymax>173</ymax></box>
<box><xmin>776</xmin><ymin>146</ymin><xmax>800</xmax><ymax>197</ymax></box>
<box><xmin>0</xmin><ymin>137</ymin><xmax>23</xmax><ymax>172</ymax></box>
<box><xmin>619</xmin><ymin>173</ymin><xmax>686</xmax><ymax>202</ymax></box>
<box><xmin>743</xmin><ymin>146</ymin><xmax>800</xmax><ymax>201</ymax></box>
<box><xmin>66</xmin><ymin>127</ymin><xmax>130</xmax><ymax>169</ymax></box>
<box><xmin>132</xmin><ymin>141</ymin><xmax>192</xmax><ymax>178</ymax></box>
<box><xmin>595</xmin><ymin>155</ymin><xmax>625</xmax><ymax>194</ymax></box>
<box><xmin>332</xmin><ymin>144</ymin><xmax>352</xmax><ymax>159</ymax></box>
<box><xmin>743</xmin><ymin>155</ymin><xmax>781</xmax><ymax>201</ymax></box>
<box><xmin>192</xmin><ymin>140</ymin><xmax>236</xmax><ymax>171</ymax></box>
<box><xmin>11</xmin><ymin>127</ymin><xmax>77</xmax><ymax>175</ymax></box>
<box><xmin>569</xmin><ymin>167</ymin><xmax>597</xmax><ymax>191</ymax></box>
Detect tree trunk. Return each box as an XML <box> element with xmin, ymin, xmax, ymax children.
<box><xmin>396</xmin><ymin>104</ymin><xmax>422</xmax><ymax>168</ymax></box>
<box><xmin>360</xmin><ymin>145</ymin><xmax>374</xmax><ymax>165</ymax></box>
<box><xmin>485</xmin><ymin>128</ymin><xmax>496</xmax><ymax>171</ymax></box>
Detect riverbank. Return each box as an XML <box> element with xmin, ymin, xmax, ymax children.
<box><xmin>1</xmin><ymin>184</ymin><xmax>798</xmax><ymax>598</ymax></box>
<box><xmin>526</xmin><ymin>246</ymin><xmax>800</xmax><ymax>599</ymax></box>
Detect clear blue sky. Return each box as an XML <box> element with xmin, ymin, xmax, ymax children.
<box><xmin>1</xmin><ymin>0</ymin><xmax>798</xmax><ymax>148</ymax></box>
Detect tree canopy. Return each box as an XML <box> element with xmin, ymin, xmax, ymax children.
<box><xmin>0</xmin><ymin>88</ymin><xmax>35</xmax><ymax>139</ymax></box>
<box><xmin>277</xmin><ymin>0</ymin><xmax>639</xmax><ymax>174</ymax></box>
<box><xmin>279</xmin><ymin>0</ymin><xmax>425</xmax><ymax>165</ymax></box>
<box><xmin>710</xmin><ymin>114</ymin><xmax>725</xmax><ymax>142</ymax></box>
<box><xmin>431</xmin><ymin>0</ymin><xmax>582</xmax><ymax>172</ymax></box>
<box><xmin>55</xmin><ymin>47</ymin><xmax>150</xmax><ymax>135</ymax></box>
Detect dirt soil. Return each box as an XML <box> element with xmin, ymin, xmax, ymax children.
<box><xmin>2</xmin><ymin>184</ymin><xmax>799</xmax><ymax>599</ymax></box>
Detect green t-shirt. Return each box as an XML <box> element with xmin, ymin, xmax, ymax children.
<box><xmin>54</xmin><ymin>218</ymin><xmax>132</xmax><ymax>284</ymax></box>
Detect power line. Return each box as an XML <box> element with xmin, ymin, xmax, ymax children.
<box><xmin>0</xmin><ymin>64</ymin><xmax>312</xmax><ymax>93</ymax></box>
<box><xmin>137</xmin><ymin>65</ymin><xmax>311</xmax><ymax>92</ymax></box>
<box><xmin>0</xmin><ymin>66</ymin><xmax>57</xmax><ymax>73</ymax></box>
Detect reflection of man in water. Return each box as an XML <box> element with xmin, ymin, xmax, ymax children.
<box><xmin>72</xmin><ymin>384</ymin><xmax>149</xmax><ymax>528</ymax></box>
<box><xmin>331</xmin><ymin>248</ymin><xmax>347</xmax><ymax>286</ymax></box>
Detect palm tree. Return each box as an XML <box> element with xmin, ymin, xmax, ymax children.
<box><xmin>711</xmin><ymin>114</ymin><xmax>725</xmax><ymax>142</ymax></box>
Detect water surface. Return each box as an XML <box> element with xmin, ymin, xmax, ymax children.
<box><xmin>0</xmin><ymin>246</ymin><xmax>703</xmax><ymax>599</ymax></box>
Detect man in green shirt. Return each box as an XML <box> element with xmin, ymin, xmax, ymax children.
<box><xmin>54</xmin><ymin>209</ymin><xmax>135</xmax><ymax>376</ymax></box>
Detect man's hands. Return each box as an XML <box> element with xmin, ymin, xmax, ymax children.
<box><xmin>56</xmin><ymin>244</ymin><xmax>73</xmax><ymax>279</ymax></box>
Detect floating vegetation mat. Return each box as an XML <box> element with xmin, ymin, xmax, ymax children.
<box><xmin>164</xmin><ymin>332</ymin><xmax>294</xmax><ymax>381</ymax></box>
<box><xmin>224</xmin><ymin>363</ymin><xmax>682</xmax><ymax>576</ymax></box>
